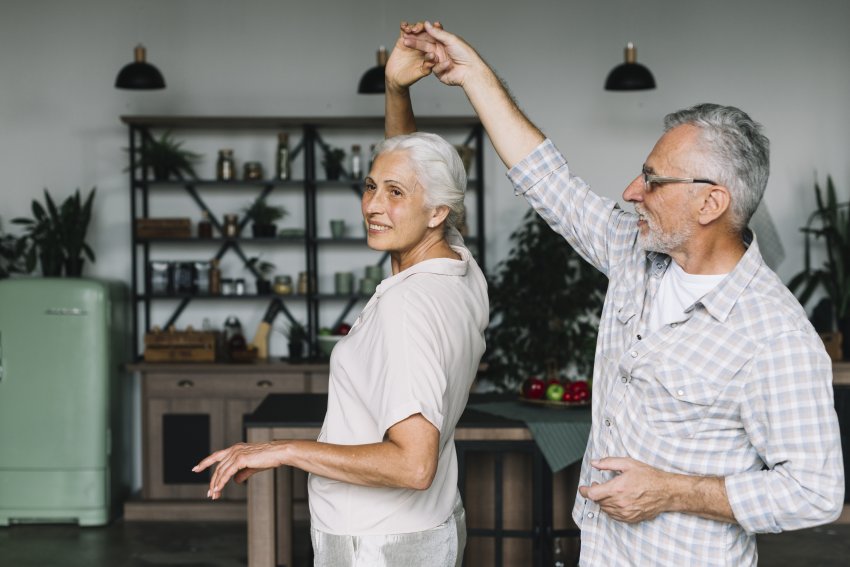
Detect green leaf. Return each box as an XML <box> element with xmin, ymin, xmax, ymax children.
<box><xmin>789</xmin><ymin>175</ymin><xmax>850</xmax><ymax>319</ymax></box>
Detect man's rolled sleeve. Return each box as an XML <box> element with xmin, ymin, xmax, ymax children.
<box><xmin>507</xmin><ymin>138</ymin><xmax>567</xmax><ymax>195</ymax></box>
<box><xmin>725</xmin><ymin>332</ymin><xmax>844</xmax><ymax>534</ymax></box>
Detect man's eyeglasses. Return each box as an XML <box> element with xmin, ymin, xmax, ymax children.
<box><xmin>642</xmin><ymin>168</ymin><xmax>718</xmax><ymax>192</ymax></box>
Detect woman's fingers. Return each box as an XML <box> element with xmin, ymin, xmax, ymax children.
<box><xmin>192</xmin><ymin>447</ymin><xmax>229</xmax><ymax>473</ymax></box>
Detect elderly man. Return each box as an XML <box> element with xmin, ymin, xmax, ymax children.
<box><xmin>386</xmin><ymin>21</ymin><xmax>844</xmax><ymax>566</ymax></box>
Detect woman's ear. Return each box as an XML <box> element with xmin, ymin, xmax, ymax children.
<box><xmin>428</xmin><ymin>205</ymin><xmax>451</xmax><ymax>228</ymax></box>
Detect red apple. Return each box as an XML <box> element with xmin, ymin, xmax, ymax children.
<box><xmin>521</xmin><ymin>376</ymin><xmax>545</xmax><ymax>399</ymax></box>
<box><xmin>336</xmin><ymin>322</ymin><xmax>352</xmax><ymax>336</ymax></box>
<box><xmin>569</xmin><ymin>380</ymin><xmax>590</xmax><ymax>402</ymax></box>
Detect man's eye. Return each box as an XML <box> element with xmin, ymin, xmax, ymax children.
<box><xmin>364</xmin><ymin>183</ymin><xmax>376</xmax><ymax>192</ymax></box>
<box><xmin>390</xmin><ymin>188</ymin><xmax>403</xmax><ymax>197</ymax></box>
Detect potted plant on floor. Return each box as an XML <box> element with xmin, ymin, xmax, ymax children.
<box><xmin>243</xmin><ymin>198</ymin><xmax>288</xmax><ymax>238</ymax></box>
<box><xmin>127</xmin><ymin>131</ymin><xmax>201</xmax><ymax>181</ymax></box>
<box><xmin>787</xmin><ymin>175</ymin><xmax>850</xmax><ymax>360</ymax></box>
<box><xmin>484</xmin><ymin>209</ymin><xmax>608</xmax><ymax>392</ymax></box>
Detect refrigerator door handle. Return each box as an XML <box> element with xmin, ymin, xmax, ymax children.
<box><xmin>0</xmin><ymin>331</ymin><xmax>4</xmax><ymax>383</ymax></box>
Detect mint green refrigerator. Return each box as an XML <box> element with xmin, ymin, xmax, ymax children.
<box><xmin>0</xmin><ymin>278</ymin><xmax>129</xmax><ymax>526</ymax></box>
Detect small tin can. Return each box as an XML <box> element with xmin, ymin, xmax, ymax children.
<box><xmin>243</xmin><ymin>161</ymin><xmax>264</xmax><ymax>180</ymax></box>
<box><xmin>273</xmin><ymin>275</ymin><xmax>293</xmax><ymax>295</ymax></box>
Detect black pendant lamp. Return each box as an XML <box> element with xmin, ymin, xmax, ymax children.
<box><xmin>357</xmin><ymin>46</ymin><xmax>388</xmax><ymax>94</ymax></box>
<box><xmin>115</xmin><ymin>45</ymin><xmax>166</xmax><ymax>90</ymax></box>
<box><xmin>604</xmin><ymin>42</ymin><xmax>655</xmax><ymax>91</ymax></box>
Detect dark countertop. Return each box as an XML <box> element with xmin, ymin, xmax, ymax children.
<box><xmin>245</xmin><ymin>393</ymin><xmax>526</xmax><ymax>429</ymax></box>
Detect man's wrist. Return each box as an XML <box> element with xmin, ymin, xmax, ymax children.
<box><xmin>666</xmin><ymin>472</ymin><xmax>733</xmax><ymax>522</ymax></box>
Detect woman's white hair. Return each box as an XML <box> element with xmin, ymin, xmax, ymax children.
<box><xmin>372</xmin><ymin>132</ymin><xmax>467</xmax><ymax>232</ymax></box>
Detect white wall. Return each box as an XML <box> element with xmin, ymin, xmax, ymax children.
<box><xmin>2</xmin><ymin>0</ymin><xmax>849</xmax><ymax>489</ymax></box>
<box><xmin>2</xmin><ymin>0</ymin><xmax>848</xmax><ymax>287</ymax></box>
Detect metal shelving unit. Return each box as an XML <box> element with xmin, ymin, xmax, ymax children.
<box><xmin>123</xmin><ymin>115</ymin><xmax>486</xmax><ymax>360</ymax></box>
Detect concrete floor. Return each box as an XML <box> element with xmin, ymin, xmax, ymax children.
<box><xmin>1</xmin><ymin>520</ymin><xmax>849</xmax><ymax>566</ymax></box>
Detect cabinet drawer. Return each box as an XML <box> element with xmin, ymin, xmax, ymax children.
<box><xmin>146</xmin><ymin>373</ymin><xmax>310</xmax><ymax>398</ymax></box>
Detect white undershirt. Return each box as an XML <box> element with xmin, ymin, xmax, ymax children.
<box><xmin>648</xmin><ymin>260</ymin><xmax>727</xmax><ymax>333</ymax></box>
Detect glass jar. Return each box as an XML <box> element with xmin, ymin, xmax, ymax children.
<box><xmin>221</xmin><ymin>278</ymin><xmax>236</xmax><ymax>295</ymax></box>
<box><xmin>349</xmin><ymin>144</ymin><xmax>362</xmax><ymax>180</ymax></box>
<box><xmin>198</xmin><ymin>211</ymin><xmax>213</xmax><ymax>239</ymax></box>
<box><xmin>243</xmin><ymin>161</ymin><xmax>264</xmax><ymax>180</ymax></box>
<box><xmin>273</xmin><ymin>275</ymin><xmax>293</xmax><ymax>295</ymax></box>
<box><xmin>209</xmin><ymin>259</ymin><xmax>221</xmax><ymax>295</ymax></box>
<box><xmin>223</xmin><ymin>214</ymin><xmax>239</xmax><ymax>238</ymax></box>
<box><xmin>217</xmin><ymin>149</ymin><xmax>235</xmax><ymax>181</ymax></box>
<box><xmin>276</xmin><ymin>132</ymin><xmax>291</xmax><ymax>181</ymax></box>
<box><xmin>297</xmin><ymin>271</ymin><xmax>310</xmax><ymax>295</ymax></box>
<box><xmin>234</xmin><ymin>278</ymin><xmax>246</xmax><ymax>296</ymax></box>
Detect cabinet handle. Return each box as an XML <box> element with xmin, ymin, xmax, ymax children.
<box><xmin>256</xmin><ymin>380</ymin><xmax>273</xmax><ymax>388</ymax></box>
<box><xmin>177</xmin><ymin>379</ymin><xmax>195</xmax><ymax>388</ymax></box>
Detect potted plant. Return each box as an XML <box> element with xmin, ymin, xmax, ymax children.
<box><xmin>0</xmin><ymin>218</ymin><xmax>30</xmax><ymax>278</ymax></box>
<box><xmin>787</xmin><ymin>175</ymin><xmax>850</xmax><ymax>360</ymax></box>
<box><xmin>484</xmin><ymin>209</ymin><xmax>608</xmax><ymax>392</ymax></box>
<box><xmin>13</xmin><ymin>188</ymin><xmax>96</xmax><ymax>277</ymax></box>
<box><xmin>243</xmin><ymin>198</ymin><xmax>288</xmax><ymax>238</ymax></box>
<box><xmin>282</xmin><ymin>320</ymin><xmax>307</xmax><ymax>362</ymax></box>
<box><xmin>127</xmin><ymin>130</ymin><xmax>202</xmax><ymax>181</ymax></box>
<box><xmin>320</xmin><ymin>145</ymin><xmax>346</xmax><ymax>181</ymax></box>
<box><xmin>246</xmin><ymin>256</ymin><xmax>276</xmax><ymax>295</ymax></box>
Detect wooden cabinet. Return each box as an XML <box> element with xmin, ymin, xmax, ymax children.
<box><xmin>125</xmin><ymin>362</ymin><xmax>329</xmax><ymax>520</ymax></box>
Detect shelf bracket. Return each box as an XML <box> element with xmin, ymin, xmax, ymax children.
<box><xmin>163</xmin><ymin>297</ymin><xmax>191</xmax><ymax>330</ymax></box>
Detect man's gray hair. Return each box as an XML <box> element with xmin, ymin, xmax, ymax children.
<box><xmin>664</xmin><ymin>103</ymin><xmax>770</xmax><ymax>231</ymax></box>
<box><xmin>373</xmin><ymin>132</ymin><xmax>466</xmax><ymax>231</ymax></box>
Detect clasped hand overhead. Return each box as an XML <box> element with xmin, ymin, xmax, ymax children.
<box><xmin>389</xmin><ymin>21</ymin><xmax>483</xmax><ymax>89</ymax></box>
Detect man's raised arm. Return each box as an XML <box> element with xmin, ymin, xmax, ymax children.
<box><xmin>402</xmin><ymin>21</ymin><xmax>544</xmax><ymax>168</ymax></box>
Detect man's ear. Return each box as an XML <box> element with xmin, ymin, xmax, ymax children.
<box><xmin>428</xmin><ymin>205</ymin><xmax>451</xmax><ymax>228</ymax></box>
<box><xmin>698</xmin><ymin>185</ymin><xmax>732</xmax><ymax>226</ymax></box>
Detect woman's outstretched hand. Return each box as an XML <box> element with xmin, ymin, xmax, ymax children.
<box><xmin>193</xmin><ymin>442</ymin><xmax>284</xmax><ymax>500</ymax></box>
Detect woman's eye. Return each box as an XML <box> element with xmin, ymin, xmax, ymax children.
<box><xmin>364</xmin><ymin>183</ymin><xmax>376</xmax><ymax>192</ymax></box>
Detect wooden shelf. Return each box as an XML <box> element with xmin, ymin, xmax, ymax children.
<box><xmin>834</xmin><ymin>362</ymin><xmax>850</xmax><ymax>386</ymax></box>
<box><xmin>121</xmin><ymin>115</ymin><xmax>480</xmax><ymax>129</ymax></box>
<box><xmin>127</xmin><ymin>361</ymin><xmax>330</xmax><ymax>374</ymax></box>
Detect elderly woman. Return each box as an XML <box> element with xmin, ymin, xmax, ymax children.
<box><xmin>194</xmin><ymin>131</ymin><xmax>488</xmax><ymax>566</ymax></box>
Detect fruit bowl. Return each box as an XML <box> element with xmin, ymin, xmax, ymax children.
<box><xmin>518</xmin><ymin>377</ymin><xmax>591</xmax><ymax>408</ymax></box>
<box><xmin>518</xmin><ymin>396</ymin><xmax>591</xmax><ymax>409</ymax></box>
<box><xmin>317</xmin><ymin>334</ymin><xmax>344</xmax><ymax>358</ymax></box>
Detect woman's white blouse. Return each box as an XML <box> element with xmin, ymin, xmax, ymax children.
<box><xmin>308</xmin><ymin>244</ymin><xmax>488</xmax><ymax>535</ymax></box>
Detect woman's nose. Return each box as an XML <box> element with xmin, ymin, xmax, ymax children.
<box><xmin>362</xmin><ymin>190</ymin><xmax>383</xmax><ymax>213</ymax></box>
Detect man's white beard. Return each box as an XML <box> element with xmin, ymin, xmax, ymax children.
<box><xmin>636</xmin><ymin>208</ymin><xmax>693</xmax><ymax>254</ymax></box>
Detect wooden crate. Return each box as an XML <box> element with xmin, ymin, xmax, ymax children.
<box><xmin>144</xmin><ymin>328</ymin><xmax>219</xmax><ymax>362</ymax></box>
<box><xmin>136</xmin><ymin>218</ymin><xmax>192</xmax><ymax>239</ymax></box>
